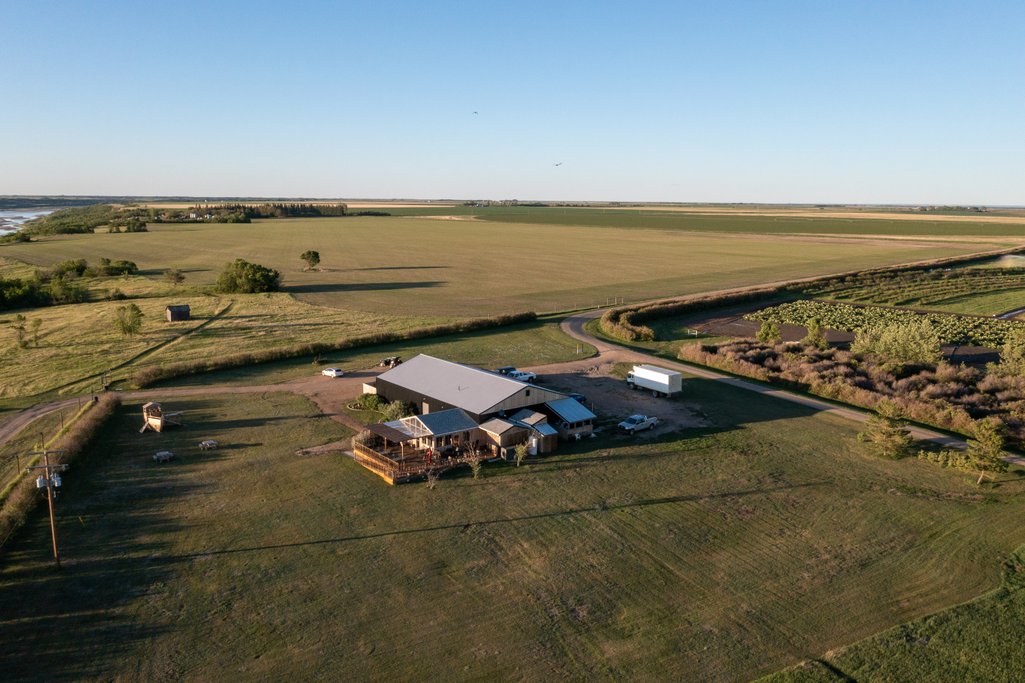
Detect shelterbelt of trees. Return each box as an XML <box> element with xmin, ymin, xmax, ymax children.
<box><xmin>5</xmin><ymin>202</ymin><xmax>381</xmax><ymax>238</ymax></box>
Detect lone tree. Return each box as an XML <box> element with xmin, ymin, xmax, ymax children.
<box><xmin>215</xmin><ymin>259</ymin><xmax>281</xmax><ymax>293</ymax></box>
<box><xmin>966</xmin><ymin>417</ymin><xmax>1009</xmax><ymax>485</ymax></box>
<box><xmin>756</xmin><ymin>320</ymin><xmax>782</xmax><ymax>344</ymax></box>
<box><xmin>114</xmin><ymin>303</ymin><xmax>144</xmax><ymax>338</ymax></box>
<box><xmin>801</xmin><ymin>317</ymin><xmax>827</xmax><ymax>350</ymax></box>
<box><xmin>858</xmin><ymin>399</ymin><xmax>913</xmax><ymax>459</ymax></box>
<box><xmin>300</xmin><ymin>250</ymin><xmax>321</xmax><ymax>271</ymax></box>
<box><xmin>164</xmin><ymin>268</ymin><xmax>185</xmax><ymax>286</ymax></box>
<box><xmin>10</xmin><ymin>314</ymin><xmax>27</xmax><ymax>349</ymax></box>
<box><xmin>514</xmin><ymin>441</ymin><xmax>529</xmax><ymax>467</ymax></box>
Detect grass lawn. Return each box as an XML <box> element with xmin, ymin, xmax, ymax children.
<box><xmin>155</xmin><ymin>318</ymin><xmax>595</xmax><ymax>388</ymax></box>
<box><xmin>2</xmin><ymin>382</ymin><xmax>1025</xmax><ymax>681</ymax></box>
<box><xmin>762</xmin><ymin>547</ymin><xmax>1025</xmax><ymax>682</ymax></box>
<box><xmin>0</xmin><ymin>215</ymin><xmax>1012</xmax><ymax>318</ymax></box>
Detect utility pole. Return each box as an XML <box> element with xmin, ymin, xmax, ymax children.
<box><xmin>26</xmin><ymin>449</ymin><xmax>67</xmax><ymax>568</ymax></box>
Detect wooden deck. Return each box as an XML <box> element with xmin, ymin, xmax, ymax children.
<box><xmin>352</xmin><ymin>442</ymin><xmax>481</xmax><ymax>485</ymax></box>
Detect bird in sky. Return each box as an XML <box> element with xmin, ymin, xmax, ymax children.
<box><xmin>554</xmin><ymin>162</ymin><xmax>563</xmax><ymax>167</ymax></box>
<box><xmin>473</xmin><ymin>111</ymin><xmax>479</xmax><ymax>115</ymax></box>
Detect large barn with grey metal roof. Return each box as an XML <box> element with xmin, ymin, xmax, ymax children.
<box><xmin>370</xmin><ymin>354</ymin><xmax>568</xmax><ymax>423</ymax></box>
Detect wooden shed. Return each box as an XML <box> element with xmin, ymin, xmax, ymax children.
<box><xmin>165</xmin><ymin>304</ymin><xmax>191</xmax><ymax>322</ymax></box>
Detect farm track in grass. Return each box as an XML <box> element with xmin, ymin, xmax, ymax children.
<box><xmin>1</xmin><ymin>215</ymin><xmax>1018</xmax><ymax>318</ymax></box>
<box><xmin>2</xmin><ymin>383</ymin><xmax>1024</xmax><ymax>681</ymax></box>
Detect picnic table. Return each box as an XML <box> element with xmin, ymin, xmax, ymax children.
<box><xmin>153</xmin><ymin>451</ymin><xmax>175</xmax><ymax>463</ymax></box>
<box><xmin>199</xmin><ymin>440</ymin><xmax>219</xmax><ymax>451</ymax></box>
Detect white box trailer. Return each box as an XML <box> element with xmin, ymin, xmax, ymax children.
<box><xmin>627</xmin><ymin>364</ymin><xmax>682</xmax><ymax>397</ymax></box>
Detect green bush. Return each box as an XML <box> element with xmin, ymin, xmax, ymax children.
<box><xmin>216</xmin><ymin>259</ymin><xmax>281</xmax><ymax>293</ymax></box>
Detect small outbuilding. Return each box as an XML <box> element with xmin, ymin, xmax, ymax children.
<box><xmin>545</xmin><ymin>398</ymin><xmax>597</xmax><ymax>441</ymax></box>
<box><xmin>165</xmin><ymin>304</ymin><xmax>191</xmax><ymax>322</ymax></box>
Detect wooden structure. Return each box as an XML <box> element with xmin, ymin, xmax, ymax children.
<box><xmin>165</xmin><ymin>304</ymin><xmax>191</xmax><ymax>322</ymax></box>
<box><xmin>355</xmin><ymin>409</ymin><xmax>487</xmax><ymax>484</ymax></box>
<box><xmin>140</xmin><ymin>402</ymin><xmax>184</xmax><ymax>433</ymax></box>
<box><xmin>153</xmin><ymin>450</ymin><xmax>175</xmax><ymax>463</ymax></box>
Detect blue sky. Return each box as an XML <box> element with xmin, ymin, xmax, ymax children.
<box><xmin>2</xmin><ymin>1</ymin><xmax>1023</xmax><ymax>203</ymax></box>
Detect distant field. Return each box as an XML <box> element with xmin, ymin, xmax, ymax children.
<box><xmin>0</xmin><ymin>215</ymin><xmax>1013</xmax><ymax>318</ymax></box>
<box><xmin>2</xmin><ymin>380</ymin><xmax>1024</xmax><ymax>680</ymax></box>
<box><xmin>375</xmin><ymin>206</ymin><xmax>1025</xmax><ymax>237</ymax></box>
<box><xmin>475</xmin><ymin>206</ymin><xmax>1025</xmax><ymax>236</ymax></box>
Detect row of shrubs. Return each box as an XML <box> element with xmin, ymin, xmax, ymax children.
<box><xmin>678</xmin><ymin>339</ymin><xmax>1024</xmax><ymax>447</ymax></box>
<box><xmin>601</xmin><ymin>285</ymin><xmax>795</xmax><ymax>341</ymax></box>
<box><xmin>0</xmin><ymin>394</ymin><xmax>122</xmax><ymax>550</ymax></box>
<box><xmin>599</xmin><ymin>248</ymin><xmax>1025</xmax><ymax>342</ymax></box>
<box><xmin>132</xmin><ymin>311</ymin><xmax>538</xmax><ymax>387</ymax></box>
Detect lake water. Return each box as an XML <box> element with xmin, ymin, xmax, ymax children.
<box><xmin>0</xmin><ymin>208</ymin><xmax>54</xmax><ymax>235</ymax></box>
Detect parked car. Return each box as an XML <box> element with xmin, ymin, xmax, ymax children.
<box><xmin>569</xmin><ymin>393</ymin><xmax>587</xmax><ymax>404</ymax></box>
<box><xmin>618</xmin><ymin>414</ymin><xmax>658</xmax><ymax>434</ymax></box>
<box><xmin>321</xmin><ymin>367</ymin><xmax>345</xmax><ymax>377</ymax></box>
<box><xmin>509</xmin><ymin>370</ymin><xmax>537</xmax><ymax>382</ymax></box>
<box><xmin>379</xmin><ymin>356</ymin><xmax>402</xmax><ymax>368</ymax></box>
<box><xmin>495</xmin><ymin>366</ymin><xmax>516</xmax><ymax>375</ymax></box>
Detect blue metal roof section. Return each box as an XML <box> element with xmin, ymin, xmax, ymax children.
<box><xmin>546</xmin><ymin>397</ymin><xmax>597</xmax><ymax>423</ymax></box>
<box><xmin>414</xmin><ymin>409</ymin><xmax>479</xmax><ymax>436</ymax></box>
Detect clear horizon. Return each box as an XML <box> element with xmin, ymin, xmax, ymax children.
<box><xmin>2</xmin><ymin>1</ymin><xmax>1023</xmax><ymax>204</ymax></box>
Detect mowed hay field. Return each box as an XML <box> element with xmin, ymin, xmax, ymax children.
<box><xmin>2</xmin><ymin>215</ymin><xmax>1018</xmax><ymax>317</ymax></box>
<box><xmin>0</xmin><ymin>294</ymin><xmax>444</xmax><ymax>399</ymax></box>
<box><xmin>3</xmin><ymin>384</ymin><xmax>1025</xmax><ymax>681</ymax></box>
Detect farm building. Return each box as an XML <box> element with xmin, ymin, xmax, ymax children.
<box><xmin>371</xmin><ymin>354</ymin><xmax>566</xmax><ymax>423</ymax></box>
<box><xmin>354</xmin><ymin>354</ymin><xmax>595</xmax><ymax>483</ymax></box>
<box><xmin>165</xmin><ymin>304</ymin><xmax>191</xmax><ymax>322</ymax></box>
<box><xmin>546</xmin><ymin>397</ymin><xmax>596</xmax><ymax>440</ymax></box>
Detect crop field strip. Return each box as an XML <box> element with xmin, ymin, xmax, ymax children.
<box><xmin>809</xmin><ymin>266</ymin><xmax>1025</xmax><ymax>310</ymax></box>
<box><xmin>0</xmin><ymin>215</ymin><xmax>1013</xmax><ymax>320</ymax></box>
<box><xmin>748</xmin><ymin>299</ymin><xmax>1025</xmax><ymax>347</ymax></box>
<box><xmin>378</xmin><ymin>206</ymin><xmax>1025</xmax><ymax>237</ymax></box>
<box><xmin>2</xmin><ymin>384</ymin><xmax>1024</xmax><ymax>681</ymax></box>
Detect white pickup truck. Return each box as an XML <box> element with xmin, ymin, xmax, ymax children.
<box><xmin>618</xmin><ymin>414</ymin><xmax>659</xmax><ymax>434</ymax></box>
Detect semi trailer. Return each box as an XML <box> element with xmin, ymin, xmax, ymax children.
<box><xmin>626</xmin><ymin>364</ymin><xmax>682</xmax><ymax>397</ymax></box>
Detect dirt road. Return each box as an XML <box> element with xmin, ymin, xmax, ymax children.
<box><xmin>1</xmin><ymin>309</ymin><xmax>1013</xmax><ymax>464</ymax></box>
<box><xmin>548</xmin><ymin>310</ymin><xmax>974</xmax><ymax>451</ymax></box>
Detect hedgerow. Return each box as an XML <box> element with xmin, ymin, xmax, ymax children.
<box><xmin>132</xmin><ymin>312</ymin><xmax>537</xmax><ymax>387</ymax></box>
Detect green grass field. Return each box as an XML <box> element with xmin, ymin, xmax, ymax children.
<box><xmin>155</xmin><ymin>317</ymin><xmax>593</xmax><ymax>388</ymax></box>
<box><xmin>3</xmin><ymin>380</ymin><xmax>1025</xmax><ymax>681</ymax></box>
<box><xmin>763</xmin><ymin>547</ymin><xmax>1025</xmax><ymax>682</ymax></box>
<box><xmin>459</xmin><ymin>206</ymin><xmax>1025</xmax><ymax>237</ymax></box>
<box><xmin>1</xmin><ymin>215</ymin><xmax>1014</xmax><ymax>318</ymax></box>
<box><xmin>362</xmin><ymin>206</ymin><xmax>1025</xmax><ymax>237</ymax></box>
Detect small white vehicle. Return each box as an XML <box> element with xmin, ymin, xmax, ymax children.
<box><xmin>509</xmin><ymin>370</ymin><xmax>537</xmax><ymax>382</ymax></box>
<box><xmin>321</xmin><ymin>368</ymin><xmax>345</xmax><ymax>378</ymax></box>
<box><xmin>618</xmin><ymin>414</ymin><xmax>658</xmax><ymax>434</ymax></box>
